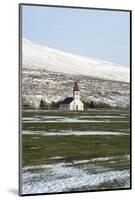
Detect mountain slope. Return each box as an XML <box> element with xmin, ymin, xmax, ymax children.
<box><xmin>23</xmin><ymin>39</ymin><xmax>129</xmax><ymax>83</ymax></box>
<box><xmin>22</xmin><ymin>38</ymin><xmax>130</xmax><ymax>109</ymax></box>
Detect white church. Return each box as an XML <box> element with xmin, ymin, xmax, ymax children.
<box><xmin>60</xmin><ymin>82</ymin><xmax>84</xmax><ymax>111</ymax></box>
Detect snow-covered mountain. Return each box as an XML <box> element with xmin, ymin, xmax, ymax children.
<box><xmin>22</xmin><ymin>38</ymin><xmax>130</xmax><ymax>109</ymax></box>
<box><xmin>23</xmin><ymin>39</ymin><xmax>129</xmax><ymax>83</ymax></box>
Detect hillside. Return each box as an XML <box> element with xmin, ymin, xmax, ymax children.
<box><xmin>22</xmin><ymin>39</ymin><xmax>130</xmax><ymax>109</ymax></box>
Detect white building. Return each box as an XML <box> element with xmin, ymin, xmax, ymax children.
<box><xmin>60</xmin><ymin>82</ymin><xmax>84</xmax><ymax>111</ymax></box>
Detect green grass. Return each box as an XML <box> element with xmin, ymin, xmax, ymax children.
<box><xmin>22</xmin><ymin>134</ymin><xmax>130</xmax><ymax>167</ymax></box>
<box><xmin>22</xmin><ymin>109</ymin><xmax>130</xmax><ymax>170</ymax></box>
<box><xmin>22</xmin><ymin>121</ymin><xmax>129</xmax><ymax>133</ymax></box>
<box><xmin>22</xmin><ymin>109</ymin><xmax>129</xmax><ymax>118</ymax></box>
<box><xmin>21</xmin><ymin>109</ymin><xmax>131</xmax><ymax>192</ymax></box>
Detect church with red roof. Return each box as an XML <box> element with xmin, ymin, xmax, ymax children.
<box><xmin>60</xmin><ymin>82</ymin><xmax>84</xmax><ymax>111</ymax></box>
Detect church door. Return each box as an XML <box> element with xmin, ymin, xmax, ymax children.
<box><xmin>76</xmin><ymin>105</ymin><xmax>78</xmax><ymax>110</ymax></box>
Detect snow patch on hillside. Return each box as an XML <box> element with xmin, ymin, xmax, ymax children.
<box><xmin>23</xmin><ymin>38</ymin><xmax>129</xmax><ymax>83</ymax></box>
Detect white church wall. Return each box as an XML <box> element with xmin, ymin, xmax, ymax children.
<box><xmin>69</xmin><ymin>101</ymin><xmax>74</xmax><ymax>110</ymax></box>
<box><xmin>71</xmin><ymin>99</ymin><xmax>84</xmax><ymax>111</ymax></box>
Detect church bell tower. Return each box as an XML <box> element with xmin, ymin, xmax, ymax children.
<box><xmin>73</xmin><ymin>82</ymin><xmax>80</xmax><ymax>101</ymax></box>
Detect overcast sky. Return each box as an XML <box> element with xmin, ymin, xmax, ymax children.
<box><xmin>22</xmin><ymin>5</ymin><xmax>130</xmax><ymax>66</ymax></box>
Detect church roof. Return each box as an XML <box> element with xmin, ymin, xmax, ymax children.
<box><xmin>73</xmin><ymin>82</ymin><xmax>80</xmax><ymax>91</ymax></box>
<box><xmin>61</xmin><ymin>97</ymin><xmax>74</xmax><ymax>104</ymax></box>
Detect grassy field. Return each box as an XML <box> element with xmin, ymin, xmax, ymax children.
<box><xmin>21</xmin><ymin>109</ymin><xmax>131</xmax><ymax>194</ymax></box>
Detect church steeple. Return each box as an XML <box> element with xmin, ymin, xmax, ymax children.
<box><xmin>73</xmin><ymin>82</ymin><xmax>80</xmax><ymax>100</ymax></box>
<box><xmin>73</xmin><ymin>82</ymin><xmax>80</xmax><ymax>91</ymax></box>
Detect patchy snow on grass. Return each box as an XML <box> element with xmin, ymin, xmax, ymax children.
<box><xmin>90</xmin><ymin>157</ymin><xmax>113</xmax><ymax>162</ymax></box>
<box><xmin>22</xmin><ymin>160</ymin><xmax>130</xmax><ymax>194</ymax></box>
<box><xmin>22</xmin><ymin>130</ymin><xmax>129</xmax><ymax>136</ymax></box>
<box><xmin>49</xmin><ymin>156</ymin><xmax>64</xmax><ymax>160</ymax></box>
<box><xmin>22</xmin><ymin>119</ymin><xmax>128</xmax><ymax>123</ymax></box>
<box><xmin>22</xmin><ymin>117</ymin><xmax>41</xmax><ymax>121</ymax></box>
<box><xmin>40</xmin><ymin>116</ymin><xmax>65</xmax><ymax>119</ymax></box>
<box><xmin>22</xmin><ymin>113</ymin><xmax>128</xmax><ymax>124</ymax></box>
<box><xmin>22</xmin><ymin>119</ymin><xmax>115</xmax><ymax>123</ymax></box>
<box><xmin>72</xmin><ymin>160</ymin><xmax>90</xmax><ymax>165</ymax></box>
<box><xmin>30</xmin><ymin>147</ymin><xmax>39</xmax><ymax>150</ymax></box>
<box><xmin>79</xmin><ymin>115</ymin><xmax>125</xmax><ymax>119</ymax></box>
